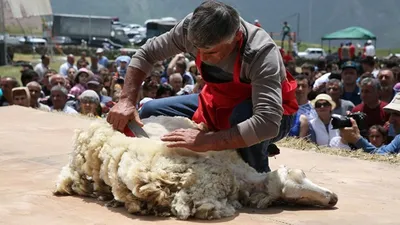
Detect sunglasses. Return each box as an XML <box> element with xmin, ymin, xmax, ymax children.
<box><xmin>315</xmin><ymin>101</ymin><xmax>331</xmax><ymax>108</ymax></box>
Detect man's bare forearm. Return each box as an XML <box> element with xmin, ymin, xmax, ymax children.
<box><xmin>120</xmin><ymin>67</ymin><xmax>147</xmax><ymax>104</ymax></box>
<box><xmin>206</xmin><ymin>126</ymin><xmax>248</xmax><ymax>151</ymax></box>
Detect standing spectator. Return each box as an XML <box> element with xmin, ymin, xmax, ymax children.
<box><xmin>115</xmin><ymin>49</ymin><xmax>131</xmax><ymax>66</ymax></box>
<box><xmin>96</xmin><ymin>48</ymin><xmax>109</xmax><ymax>68</ymax></box>
<box><xmin>341</xmin><ymin>61</ymin><xmax>361</xmax><ymax>105</ymax></box>
<box><xmin>59</xmin><ymin>54</ymin><xmax>77</xmax><ymax>76</ymax></box>
<box><xmin>34</xmin><ymin>54</ymin><xmax>50</xmax><ymax>80</ymax></box>
<box><xmin>361</xmin><ymin>56</ymin><xmax>380</xmax><ymax>78</ymax></box>
<box><xmin>281</xmin><ymin>21</ymin><xmax>291</xmax><ymax>49</ymax></box>
<box><xmin>365</xmin><ymin>40</ymin><xmax>375</xmax><ymax>57</ymax></box>
<box><xmin>117</xmin><ymin>58</ymin><xmax>129</xmax><ymax>78</ymax></box>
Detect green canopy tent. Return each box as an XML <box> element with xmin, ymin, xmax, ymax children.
<box><xmin>321</xmin><ymin>26</ymin><xmax>377</xmax><ymax>49</ymax></box>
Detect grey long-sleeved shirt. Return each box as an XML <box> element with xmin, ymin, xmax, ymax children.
<box><xmin>129</xmin><ymin>13</ymin><xmax>287</xmax><ymax>146</ymax></box>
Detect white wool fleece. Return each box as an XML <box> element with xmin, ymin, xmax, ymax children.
<box><xmin>53</xmin><ymin>115</ymin><xmax>338</xmax><ymax>220</ymax></box>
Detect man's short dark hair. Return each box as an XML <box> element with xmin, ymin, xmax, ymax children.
<box><xmin>295</xmin><ymin>74</ymin><xmax>311</xmax><ymax>88</ymax></box>
<box><xmin>188</xmin><ymin>1</ymin><xmax>240</xmax><ymax>48</ymax></box>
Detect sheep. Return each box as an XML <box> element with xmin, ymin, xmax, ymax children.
<box><xmin>53</xmin><ymin>115</ymin><xmax>338</xmax><ymax>220</ymax></box>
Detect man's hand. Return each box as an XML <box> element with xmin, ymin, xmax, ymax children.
<box><xmin>106</xmin><ymin>98</ymin><xmax>143</xmax><ymax>132</ymax></box>
<box><xmin>161</xmin><ymin>128</ymin><xmax>214</xmax><ymax>152</ymax></box>
<box><xmin>340</xmin><ymin>118</ymin><xmax>362</xmax><ymax>144</ymax></box>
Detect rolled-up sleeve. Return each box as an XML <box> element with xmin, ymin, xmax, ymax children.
<box><xmin>237</xmin><ymin>45</ymin><xmax>285</xmax><ymax>146</ymax></box>
<box><xmin>355</xmin><ymin>135</ymin><xmax>400</xmax><ymax>154</ymax></box>
<box><xmin>129</xmin><ymin>16</ymin><xmax>189</xmax><ymax>74</ymax></box>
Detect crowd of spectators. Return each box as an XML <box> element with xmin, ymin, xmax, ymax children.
<box><xmin>2</xmin><ymin>45</ymin><xmax>400</xmax><ymax>155</ymax></box>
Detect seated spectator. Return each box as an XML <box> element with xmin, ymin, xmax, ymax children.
<box><xmin>78</xmin><ymin>90</ymin><xmax>102</xmax><ymax>118</ymax></box>
<box><xmin>0</xmin><ymin>76</ymin><xmax>19</xmax><ymax>106</ymax></box>
<box><xmin>368</xmin><ymin>125</ymin><xmax>387</xmax><ymax>147</ymax></box>
<box><xmin>69</xmin><ymin>68</ymin><xmax>93</xmax><ymax>98</ymax></box>
<box><xmin>289</xmin><ymin>74</ymin><xmax>317</xmax><ymax>137</ymax></box>
<box><xmin>156</xmin><ymin>83</ymin><xmax>175</xmax><ymax>99</ymax></box>
<box><xmin>329</xmin><ymin>130</ymin><xmax>352</xmax><ymax>150</ymax></box>
<box><xmin>325</xmin><ymin>79</ymin><xmax>354</xmax><ymax>116</ymax></box>
<box><xmin>308</xmin><ymin>94</ymin><xmax>340</xmax><ymax>146</ymax></box>
<box><xmin>139</xmin><ymin>79</ymin><xmax>159</xmax><ymax>109</ymax></box>
<box><xmin>86</xmin><ymin>75</ymin><xmax>113</xmax><ymax>114</ymax></box>
<box><xmin>26</xmin><ymin>81</ymin><xmax>50</xmax><ymax>111</ymax></box>
<box><xmin>169</xmin><ymin>73</ymin><xmax>184</xmax><ymax>94</ymax></box>
<box><xmin>50</xmin><ymin>86</ymin><xmax>78</xmax><ymax>114</ymax></box>
<box><xmin>21</xmin><ymin>69</ymin><xmax>39</xmax><ymax>86</ymax></box>
<box><xmin>12</xmin><ymin>87</ymin><xmax>30</xmax><ymax>107</ymax></box>
<box><xmin>66</xmin><ymin>67</ymin><xmax>77</xmax><ymax>85</ymax></box>
<box><xmin>39</xmin><ymin>75</ymin><xmax>78</xmax><ymax>110</ymax></box>
<box><xmin>351</xmin><ymin>77</ymin><xmax>389</xmax><ymax>129</ymax></box>
<box><xmin>41</xmin><ymin>69</ymin><xmax>57</xmax><ymax>96</ymax></box>
<box><xmin>341</xmin><ymin>92</ymin><xmax>400</xmax><ymax>154</ymax></box>
<box><xmin>377</xmin><ymin>69</ymin><xmax>396</xmax><ymax>103</ymax></box>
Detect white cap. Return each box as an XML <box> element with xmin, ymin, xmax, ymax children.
<box><xmin>96</xmin><ymin>48</ymin><xmax>104</xmax><ymax>53</ymax></box>
<box><xmin>367</xmin><ymin>40</ymin><xmax>372</xmax><ymax>44</ymax></box>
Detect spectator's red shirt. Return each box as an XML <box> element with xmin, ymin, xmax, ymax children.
<box><xmin>350</xmin><ymin>45</ymin><xmax>356</xmax><ymax>58</ymax></box>
<box><xmin>351</xmin><ymin>101</ymin><xmax>390</xmax><ymax>128</ymax></box>
<box><xmin>283</xmin><ymin>54</ymin><xmax>294</xmax><ymax>64</ymax></box>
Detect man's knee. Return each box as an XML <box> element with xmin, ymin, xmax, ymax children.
<box><xmin>139</xmin><ymin>100</ymin><xmax>159</xmax><ymax>119</ymax></box>
<box><xmin>229</xmin><ymin>99</ymin><xmax>253</xmax><ymax>126</ymax></box>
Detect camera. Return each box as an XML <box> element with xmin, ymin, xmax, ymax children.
<box><xmin>331</xmin><ymin>112</ymin><xmax>367</xmax><ymax>131</ymax></box>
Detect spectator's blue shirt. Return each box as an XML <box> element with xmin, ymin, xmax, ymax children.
<box><xmin>355</xmin><ymin>134</ymin><xmax>400</xmax><ymax>155</ymax></box>
<box><xmin>288</xmin><ymin>102</ymin><xmax>317</xmax><ymax>137</ymax></box>
<box><xmin>98</xmin><ymin>56</ymin><xmax>109</xmax><ymax>67</ymax></box>
<box><xmin>343</xmin><ymin>86</ymin><xmax>361</xmax><ymax>106</ymax></box>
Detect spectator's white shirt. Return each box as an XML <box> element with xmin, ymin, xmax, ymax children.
<box><xmin>365</xmin><ymin>45</ymin><xmax>375</xmax><ymax>57</ymax></box>
<box><xmin>329</xmin><ymin>136</ymin><xmax>351</xmax><ymax>150</ymax></box>
<box><xmin>313</xmin><ymin>72</ymin><xmax>331</xmax><ymax>89</ymax></box>
<box><xmin>34</xmin><ymin>63</ymin><xmax>48</xmax><ymax>80</ymax></box>
<box><xmin>51</xmin><ymin>105</ymin><xmax>78</xmax><ymax>114</ymax></box>
<box><xmin>59</xmin><ymin>62</ymin><xmax>77</xmax><ymax>76</ymax></box>
<box><xmin>372</xmin><ymin>69</ymin><xmax>380</xmax><ymax>78</ymax></box>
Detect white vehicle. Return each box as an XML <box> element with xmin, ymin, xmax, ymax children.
<box><xmin>297</xmin><ymin>48</ymin><xmax>326</xmax><ymax>59</ymax></box>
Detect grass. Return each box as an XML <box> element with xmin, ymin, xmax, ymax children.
<box><xmin>276</xmin><ymin>137</ymin><xmax>400</xmax><ymax>164</ymax></box>
<box><xmin>274</xmin><ymin>40</ymin><xmax>400</xmax><ymax>57</ymax></box>
<box><xmin>0</xmin><ymin>54</ymin><xmax>67</xmax><ymax>84</ymax></box>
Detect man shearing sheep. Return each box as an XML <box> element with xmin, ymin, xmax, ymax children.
<box><xmin>107</xmin><ymin>1</ymin><xmax>298</xmax><ymax>172</ymax></box>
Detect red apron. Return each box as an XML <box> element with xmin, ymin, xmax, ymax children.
<box><xmin>192</xmin><ymin>34</ymin><xmax>298</xmax><ymax>131</ymax></box>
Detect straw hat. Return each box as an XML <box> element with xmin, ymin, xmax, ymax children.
<box><xmin>311</xmin><ymin>94</ymin><xmax>336</xmax><ymax>110</ymax></box>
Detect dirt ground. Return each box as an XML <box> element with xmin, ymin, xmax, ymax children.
<box><xmin>1</xmin><ymin>106</ymin><xmax>399</xmax><ymax>225</ymax></box>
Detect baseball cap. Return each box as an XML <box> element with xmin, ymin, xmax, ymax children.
<box><xmin>96</xmin><ymin>48</ymin><xmax>104</xmax><ymax>54</ymax></box>
<box><xmin>341</xmin><ymin>61</ymin><xmax>357</xmax><ymax>70</ymax></box>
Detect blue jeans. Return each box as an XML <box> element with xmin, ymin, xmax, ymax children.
<box><xmin>139</xmin><ymin>94</ymin><xmax>294</xmax><ymax>173</ymax></box>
